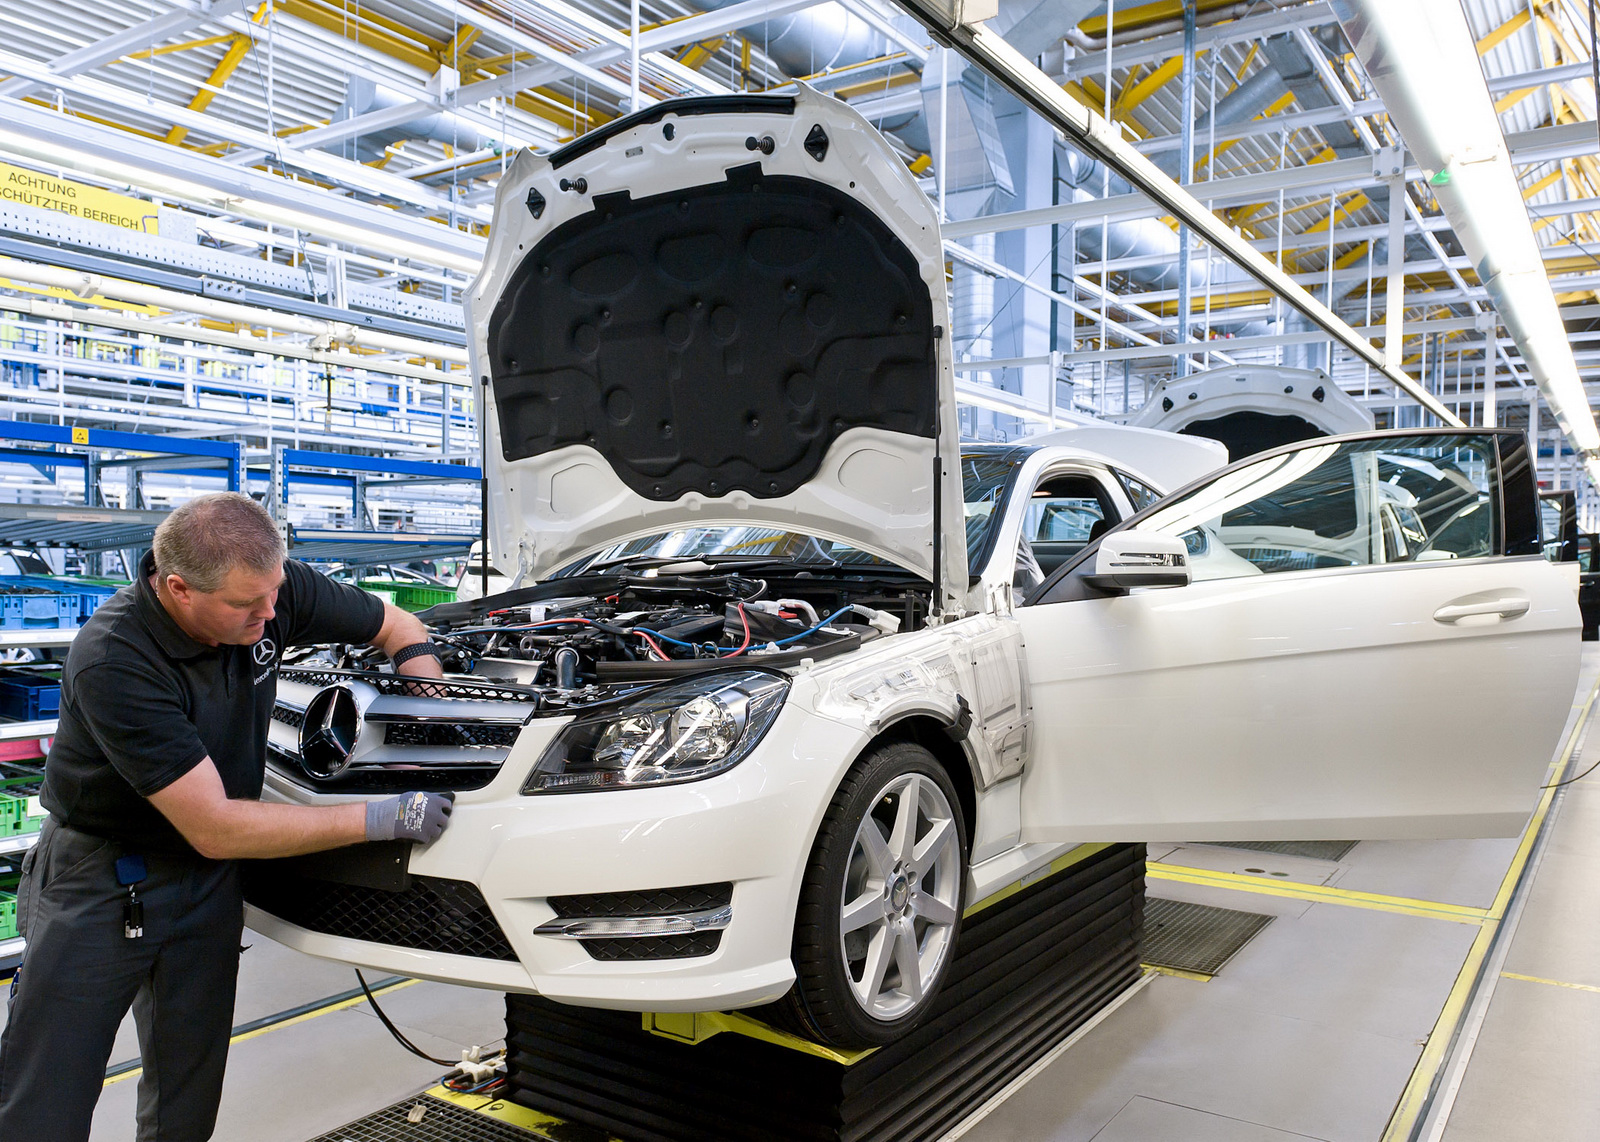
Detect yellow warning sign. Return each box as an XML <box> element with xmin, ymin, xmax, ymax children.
<box><xmin>71</xmin><ymin>427</ymin><xmax>89</xmax><ymax>444</ymax></box>
<box><xmin>0</xmin><ymin>162</ymin><xmax>156</xmax><ymax>232</ymax></box>
<box><xmin>0</xmin><ymin>163</ymin><xmax>160</xmax><ymax>313</ymax></box>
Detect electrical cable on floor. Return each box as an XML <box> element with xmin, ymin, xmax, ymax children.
<box><xmin>1542</xmin><ymin>753</ymin><xmax>1600</xmax><ymax>788</ymax></box>
<box><xmin>1542</xmin><ymin>691</ymin><xmax>1600</xmax><ymax>788</ymax></box>
<box><xmin>355</xmin><ymin>969</ymin><xmax>457</xmax><ymax>1066</ymax></box>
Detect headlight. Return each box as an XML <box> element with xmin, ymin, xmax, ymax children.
<box><xmin>523</xmin><ymin>670</ymin><xmax>790</xmax><ymax>794</ymax></box>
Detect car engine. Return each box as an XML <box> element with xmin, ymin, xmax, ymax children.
<box><xmin>268</xmin><ymin>566</ymin><xmax>930</xmax><ymax>793</ymax></box>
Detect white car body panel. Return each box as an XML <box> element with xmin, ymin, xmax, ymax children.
<box><xmin>1126</xmin><ymin>364</ymin><xmax>1375</xmax><ymax>444</ymax></box>
<box><xmin>1022</xmin><ymin>415</ymin><xmax>1228</xmax><ymax>494</ymax></box>
<box><xmin>467</xmin><ymin>88</ymin><xmax>967</xmax><ymax>602</ymax></box>
<box><xmin>1018</xmin><ymin>554</ymin><xmax>1578</xmax><ymax>840</ymax></box>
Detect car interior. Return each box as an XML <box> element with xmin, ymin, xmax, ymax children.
<box><xmin>1015</xmin><ymin>474</ymin><xmax>1122</xmax><ymax>594</ymax></box>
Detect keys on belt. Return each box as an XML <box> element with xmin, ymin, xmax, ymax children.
<box><xmin>115</xmin><ymin>854</ymin><xmax>146</xmax><ymax>939</ymax></box>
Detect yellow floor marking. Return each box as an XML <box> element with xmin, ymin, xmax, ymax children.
<box><xmin>642</xmin><ymin>1009</ymin><xmax>874</xmax><ymax>1065</ymax></box>
<box><xmin>1146</xmin><ymin>863</ymin><xmax>1489</xmax><ymax>924</ymax></box>
<box><xmin>102</xmin><ymin>978</ymin><xmax>418</xmax><ymax>1087</ymax></box>
<box><xmin>1500</xmin><ymin>971</ymin><xmax>1600</xmax><ymax>995</ymax></box>
<box><xmin>1379</xmin><ymin>672</ymin><xmax>1600</xmax><ymax>1141</ymax></box>
<box><xmin>1142</xmin><ymin>963</ymin><xmax>1213</xmax><ymax>983</ymax></box>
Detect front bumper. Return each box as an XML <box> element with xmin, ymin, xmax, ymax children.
<box><xmin>251</xmin><ymin>702</ymin><xmax>864</xmax><ymax>1012</ymax></box>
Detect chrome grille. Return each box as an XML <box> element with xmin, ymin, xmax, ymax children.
<box><xmin>279</xmin><ymin>668</ymin><xmax>540</xmax><ymax>705</ymax></box>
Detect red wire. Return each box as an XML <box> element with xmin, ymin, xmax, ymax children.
<box><xmin>639</xmin><ymin>632</ymin><xmax>670</xmax><ymax>660</ymax></box>
<box><xmin>722</xmin><ymin>603</ymin><xmax>751</xmax><ymax>658</ymax></box>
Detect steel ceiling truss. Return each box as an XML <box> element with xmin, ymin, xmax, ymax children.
<box><xmin>0</xmin><ymin>0</ymin><xmax>1595</xmax><ymax>507</ymax></box>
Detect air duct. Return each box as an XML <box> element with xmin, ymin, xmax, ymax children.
<box><xmin>695</xmin><ymin>0</ymin><xmax>890</xmax><ymax>79</ymax></box>
<box><xmin>953</xmin><ymin>232</ymin><xmax>998</xmax><ymax>359</ymax></box>
<box><xmin>326</xmin><ymin>76</ymin><xmax>490</xmax><ymax>163</ymax></box>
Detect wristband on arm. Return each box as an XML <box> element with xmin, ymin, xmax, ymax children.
<box><xmin>392</xmin><ymin>641</ymin><xmax>443</xmax><ymax>667</ymax></box>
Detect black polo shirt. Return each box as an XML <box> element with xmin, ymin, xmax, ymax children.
<box><xmin>40</xmin><ymin>554</ymin><xmax>384</xmax><ymax>855</ymax></box>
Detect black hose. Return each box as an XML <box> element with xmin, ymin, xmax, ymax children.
<box><xmin>355</xmin><ymin>970</ymin><xmax>456</xmax><ymax>1066</ymax></box>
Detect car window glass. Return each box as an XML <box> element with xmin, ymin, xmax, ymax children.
<box><xmin>1129</xmin><ymin>434</ymin><xmax>1498</xmax><ymax>582</ymax></box>
<box><xmin>1018</xmin><ymin>474</ymin><xmax>1120</xmax><ymax>588</ymax></box>
<box><xmin>1539</xmin><ymin>496</ymin><xmax>1572</xmax><ymax>562</ymax></box>
<box><xmin>1581</xmin><ymin>536</ymin><xmax>1596</xmax><ymax>573</ymax></box>
<box><xmin>961</xmin><ymin>453</ymin><xmax>1024</xmax><ymax>576</ymax></box>
<box><xmin>565</xmin><ymin>527</ymin><xmax>890</xmax><ymax>571</ymax></box>
<box><xmin>1114</xmin><ymin>470</ymin><xmax>1161</xmax><ymax>512</ymax></box>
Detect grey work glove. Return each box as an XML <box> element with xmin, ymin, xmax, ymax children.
<box><xmin>366</xmin><ymin>791</ymin><xmax>455</xmax><ymax>844</ymax></box>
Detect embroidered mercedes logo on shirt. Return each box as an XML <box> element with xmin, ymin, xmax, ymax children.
<box><xmin>252</xmin><ymin>638</ymin><xmax>276</xmax><ymax>666</ymax></box>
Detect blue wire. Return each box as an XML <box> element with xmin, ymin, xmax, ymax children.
<box><xmin>771</xmin><ymin>607</ymin><xmax>854</xmax><ymax>646</ymax></box>
<box><xmin>631</xmin><ymin>629</ymin><xmax>702</xmax><ymax>647</ymax></box>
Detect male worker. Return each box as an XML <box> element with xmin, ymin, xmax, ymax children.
<box><xmin>0</xmin><ymin>492</ymin><xmax>456</xmax><ymax>1140</ymax></box>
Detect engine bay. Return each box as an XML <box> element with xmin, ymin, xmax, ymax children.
<box><xmin>296</xmin><ymin>566</ymin><xmax>931</xmax><ymax>712</ymax></box>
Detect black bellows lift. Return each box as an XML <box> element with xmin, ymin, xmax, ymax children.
<box><xmin>493</xmin><ymin>842</ymin><xmax>1145</xmax><ymax>1142</ymax></box>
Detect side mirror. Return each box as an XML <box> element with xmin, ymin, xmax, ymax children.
<box><xmin>1082</xmin><ymin>531</ymin><xmax>1191</xmax><ymax>595</ymax></box>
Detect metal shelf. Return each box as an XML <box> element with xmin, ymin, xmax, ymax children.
<box><xmin>0</xmin><ymin>502</ymin><xmax>169</xmax><ymax>552</ymax></box>
<box><xmin>0</xmin><ymin>831</ymin><xmax>39</xmax><ymax>857</ymax></box>
<box><xmin>0</xmin><ymin>629</ymin><xmax>76</xmax><ymax>649</ymax></box>
<box><xmin>286</xmin><ymin>528</ymin><xmax>478</xmax><ymax>564</ymax></box>
<box><xmin>0</xmin><ymin>719</ymin><xmax>56</xmax><ymax>742</ymax></box>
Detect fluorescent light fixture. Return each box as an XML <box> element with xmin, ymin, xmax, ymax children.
<box><xmin>1335</xmin><ymin>0</ymin><xmax>1600</xmax><ymax>459</ymax></box>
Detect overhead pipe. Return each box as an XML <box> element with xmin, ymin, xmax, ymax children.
<box><xmin>1063</xmin><ymin>1</ymin><xmax>1281</xmax><ymax>51</ymax></box>
<box><xmin>1331</xmin><ymin>0</ymin><xmax>1600</xmax><ymax>464</ymax></box>
<box><xmin>695</xmin><ymin>0</ymin><xmax>892</xmax><ymax>80</ymax></box>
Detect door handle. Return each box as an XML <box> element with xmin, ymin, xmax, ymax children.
<box><xmin>1432</xmin><ymin>595</ymin><xmax>1531</xmax><ymax>624</ymax></box>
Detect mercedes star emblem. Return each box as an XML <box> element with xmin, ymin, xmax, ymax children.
<box><xmin>252</xmin><ymin>638</ymin><xmax>276</xmax><ymax>666</ymax></box>
<box><xmin>298</xmin><ymin>685</ymin><xmax>362</xmax><ymax>779</ymax></box>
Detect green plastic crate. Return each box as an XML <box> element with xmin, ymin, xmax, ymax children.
<box><xmin>357</xmin><ymin>581</ymin><xmax>456</xmax><ymax>612</ymax></box>
<box><xmin>1</xmin><ymin>887</ymin><xmax>17</xmax><ymax>942</ymax></box>
<box><xmin>390</xmin><ymin>584</ymin><xmax>456</xmax><ymax>611</ymax></box>
<box><xmin>0</xmin><ymin>766</ymin><xmax>45</xmax><ymax>838</ymax></box>
<box><xmin>361</xmin><ymin>586</ymin><xmax>399</xmax><ymax>607</ymax></box>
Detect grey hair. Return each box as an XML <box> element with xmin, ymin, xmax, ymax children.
<box><xmin>152</xmin><ymin>492</ymin><xmax>285</xmax><ymax>593</ymax></box>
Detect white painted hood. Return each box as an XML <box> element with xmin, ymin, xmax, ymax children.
<box><xmin>466</xmin><ymin>88</ymin><xmax>967</xmax><ymax>606</ymax></box>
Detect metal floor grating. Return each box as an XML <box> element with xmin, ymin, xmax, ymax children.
<box><xmin>305</xmin><ymin>1095</ymin><xmax>562</xmax><ymax>1142</ymax></box>
<box><xmin>1194</xmin><ymin>840</ymin><xmax>1359</xmax><ymax>862</ymax></box>
<box><xmin>1143</xmin><ymin>897</ymin><xmax>1274</xmax><ymax>976</ymax></box>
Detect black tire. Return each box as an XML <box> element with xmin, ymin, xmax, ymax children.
<box><xmin>777</xmin><ymin>742</ymin><xmax>968</xmax><ymax>1048</ymax></box>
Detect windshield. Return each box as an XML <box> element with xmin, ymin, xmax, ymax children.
<box><xmin>961</xmin><ymin>452</ymin><xmax>1026</xmax><ymax>576</ymax></box>
<box><xmin>554</xmin><ymin>451</ymin><xmax>1029</xmax><ymax>579</ymax></box>
<box><xmin>556</xmin><ymin>526</ymin><xmax>894</xmax><ymax>576</ymax></box>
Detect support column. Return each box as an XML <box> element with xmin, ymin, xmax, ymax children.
<box><xmin>1384</xmin><ymin>176</ymin><xmax>1405</xmax><ymax>372</ymax></box>
<box><xmin>1176</xmin><ymin>0</ymin><xmax>1196</xmax><ymax>377</ymax></box>
<box><xmin>1530</xmin><ymin>397</ymin><xmax>1541</xmax><ymax>488</ymax></box>
<box><xmin>1481</xmin><ymin>320</ymin><xmax>1497</xmax><ymax>427</ymax></box>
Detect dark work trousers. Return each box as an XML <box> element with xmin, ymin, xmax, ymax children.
<box><xmin>0</xmin><ymin>818</ymin><xmax>244</xmax><ymax>1141</ymax></box>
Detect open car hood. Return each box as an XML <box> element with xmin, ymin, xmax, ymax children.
<box><xmin>467</xmin><ymin>89</ymin><xmax>966</xmax><ymax>605</ymax></box>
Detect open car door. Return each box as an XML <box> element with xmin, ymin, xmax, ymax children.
<box><xmin>1015</xmin><ymin>429</ymin><xmax>1579</xmax><ymax>842</ymax></box>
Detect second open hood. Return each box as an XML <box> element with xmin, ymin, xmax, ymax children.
<box><xmin>466</xmin><ymin>89</ymin><xmax>967</xmax><ymax>606</ymax></box>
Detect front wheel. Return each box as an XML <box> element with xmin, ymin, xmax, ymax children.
<box><xmin>779</xmin><ymin>742</ymin><xmax>967</xmax><ymax>1048</ymax></box>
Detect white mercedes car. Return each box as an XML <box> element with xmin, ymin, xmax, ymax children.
<box><xmin>249</xmin><ymin>89</ymin><xmax>1580</xmax><ymax>1049</ymax></box>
